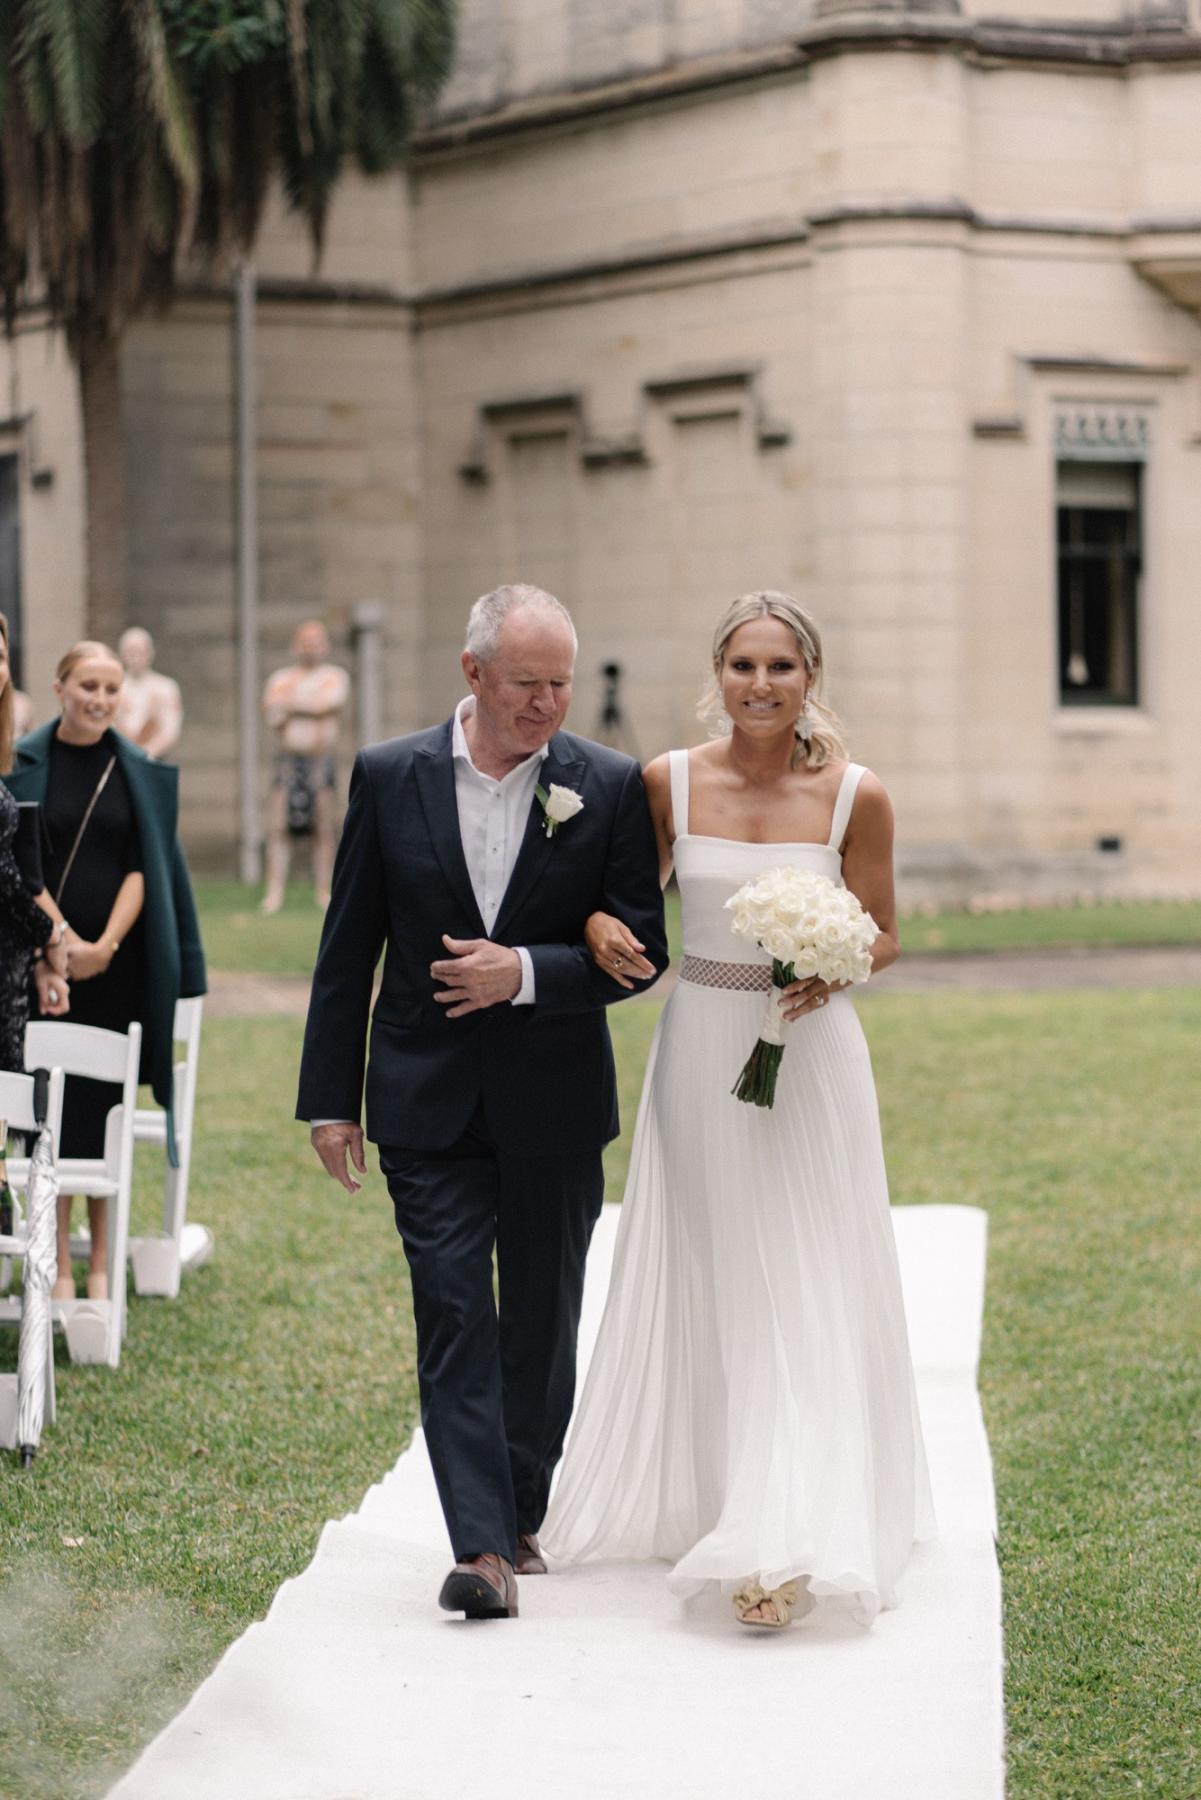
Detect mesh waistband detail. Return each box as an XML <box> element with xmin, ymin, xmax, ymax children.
<box><xmin>679</xmin><ymin>955</ymin><xmax>773</xmax><ymax>992</ymax></box>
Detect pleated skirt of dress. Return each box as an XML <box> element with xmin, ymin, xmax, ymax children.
<box><xmin>542</xmin><ymin>981</ymin><xmax>937</xmax><ymax>1623</ymax></box>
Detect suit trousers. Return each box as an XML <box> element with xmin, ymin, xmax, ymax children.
<box><xmin>379</xmin><ymin>1106</ymin><xmax>605</xmax><ymax>1565</ymax></box>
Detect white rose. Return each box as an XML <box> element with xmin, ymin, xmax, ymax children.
<box><xmin>544</xmin><ymin>784</ymin><xmax>584</xmax><ymax>824</ymax></box>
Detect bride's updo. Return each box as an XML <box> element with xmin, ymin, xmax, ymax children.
<box><xmin>699</xmin><ymin>591</ymin><xmax>848</xmax><ymax>771</ymax></box>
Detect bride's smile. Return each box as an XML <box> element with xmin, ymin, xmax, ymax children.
<box><xmin>719</xmin><ymin>617</ymin><xmax>809</xmax><ymax>736</ymax></box>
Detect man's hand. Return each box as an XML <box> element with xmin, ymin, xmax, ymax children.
<box><xmin>431</xmin><ymin>935</ymin><xmax>522</xmax><ymax>1017</ymax></box>
<box><xmin>311</xmin><ymin>1122</ymin><xmax>368</xmax><ymax>1194</ymax></box>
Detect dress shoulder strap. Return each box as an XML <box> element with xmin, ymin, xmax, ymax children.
<box><xmin>668</xmin><ymin>748</ymin><xmax>691</xmax><ymax>839</ymax></box>
<box><xmin>827</xmin><ymin>762</ymin><xmax>867</xmax><ymax>852</ymax></box>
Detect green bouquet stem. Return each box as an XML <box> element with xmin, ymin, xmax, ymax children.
<box><xmin>731</xmin><ymin>958</ymin><xmax>794</xmax><ymax>1108</ymax></box>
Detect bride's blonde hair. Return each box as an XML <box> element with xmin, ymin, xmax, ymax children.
<box><xmin>698</xmin><ymin>591</ymin><xmax>847</xmax><ymax>770</ymax></box>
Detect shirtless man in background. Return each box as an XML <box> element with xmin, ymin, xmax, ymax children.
<box><xmin>261</xmin><ymin>620</ymin><xmax>350</xmax><ymax>913</ymax></box>
<box><xmin>115</xmin><ymin>627</ymin><xmax>183</xmax><ymax>760</ymax></box>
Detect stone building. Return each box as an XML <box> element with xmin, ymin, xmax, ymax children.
<box><xmin>3</xmin><ymin>0</ymin><xmax>1201</xmax><ymax>897</ymax></box>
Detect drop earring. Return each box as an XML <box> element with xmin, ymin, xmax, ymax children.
<box><xmin>795</xmin><ymin>691</ymin><xmax>815</xmax><ymax>744</ymax></box>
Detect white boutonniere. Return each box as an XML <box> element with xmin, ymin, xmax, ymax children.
<box><xmin>536</xmin><ymin>782</ymin><xmax>584</xmax><ymax>838</ymax></box>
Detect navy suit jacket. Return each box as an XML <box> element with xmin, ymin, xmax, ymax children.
<box><xmin>295</xmin><ymin>720</ymin><xmax>669</xmax><ymax>1154</ymax></box>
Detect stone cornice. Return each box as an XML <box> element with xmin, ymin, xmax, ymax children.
<box><xmin>414</xmin><ymin>14</ymin><xmax>1201</xmax><ymax>159</ymax></box>
<box><xmin>147</xmin><ymin>211</ymin><xmax>1201</xmax><ymax>322</ymax></box>
<box><xmin>413</xmin><ymin>209</ymin><xmax>1201</xmax><ymax>319</ymax></box>
<box><xmin>16</xmin><ymin>209</ymin><xmax>1191</xmax><ymax>327</ymax></box>
<box><xmin>415</xmin><ymin>219</ymin><xmax>813</xmax><ymax>316</ymax></box>
<box><xmin>415</xmin><ymin>44</ymin><xmax>808</xmax><ymax>156</ymax></box>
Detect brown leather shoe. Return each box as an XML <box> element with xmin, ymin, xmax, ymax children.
<box><xmin>514</xmin><ymin>1533</ymin><xmax>547</xmax><ymax>1575</ymax></box>
<box><xmin>438</xmin><ymin>1553</ymin><xmax>518</xmax><ymax>1619</ymax></box>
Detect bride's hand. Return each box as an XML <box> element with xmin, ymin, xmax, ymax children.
<box><xmin>780</xmin><ymin>975</ymin><xmax>845</xmax><ymax>1022</ymax></box>
<box><xmin>585</xmin><ymin>912</ymin><xmax>656</xmax><ymax>991</ymax></box>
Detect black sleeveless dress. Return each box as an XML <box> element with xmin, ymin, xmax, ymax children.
<box><xmin>38</xmin><ymin>732</ymin><xmax>146</xmax><ymax>1157</ymax></box>
<box><xmin>0</xmin><ymin>780</ymin><xmax>53</xmax><ymax>1073</ymax></box>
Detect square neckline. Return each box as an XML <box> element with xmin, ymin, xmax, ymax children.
<box><xmin>669</xmin><ymin>749</ymin><xmax>864</xmax><ymax>855</ymax></box>
<box><xmin>677</xmin><ymin>831</ymin><xmax>838</xmax><ymax>850</ymax></box>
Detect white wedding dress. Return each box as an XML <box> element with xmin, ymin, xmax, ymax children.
<box><xmin>542</xmin><ymin>751</ymin><xmax>936</xmax><ymax>1621</ymax></box>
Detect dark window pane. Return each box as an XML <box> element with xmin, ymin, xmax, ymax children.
<box><xmin>1056</xmin><ymin>462</ymin><xmax>1140</xmax><ymax>706</ymax></box>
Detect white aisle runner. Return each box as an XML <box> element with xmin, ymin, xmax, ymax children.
<box><xmin>110</xmin><ymin>1204</ymin><xmax>1003</xmax><ymax>1800</ymax></box>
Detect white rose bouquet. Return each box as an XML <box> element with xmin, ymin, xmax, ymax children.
<box><xmin>724</xmin><ymin>866</ymin><xmax>879</xmax><ymax>1108</ymax></box>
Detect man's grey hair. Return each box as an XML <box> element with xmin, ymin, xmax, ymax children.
<box><xmin>464</xmin><ymin>583</ymin><xmax>578</xmax><ymax>663</ymax></box>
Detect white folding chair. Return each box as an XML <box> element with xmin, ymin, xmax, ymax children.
<box><xmin>0</xmin><ymin>1064</ymin><xmax>66</xmax><ymax>1449</ymax></box>
<box><xmin>14</xmin><ymin>1021</ymin><xmax>142</xmax><ymax>1368</ymax></box>
<box><xmin>129</xmin><ymin>996</ymin><xmax>211</xmax><ymax>1298</ymax></box>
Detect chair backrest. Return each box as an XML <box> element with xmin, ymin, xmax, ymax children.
<box><xmin>173</xmin><ymin>996</ymin><xmax>204</xmax><ymax>1050</ymax></box>
<box><xmin>0</xmin><ymin>1065</ymin><xmax>65</xmax><ymax>1153</ymax></box>
<box><xmin>25</xmin><ymin>1021</ymin><xmax>142</xmax><ymax>1091</ymax></box>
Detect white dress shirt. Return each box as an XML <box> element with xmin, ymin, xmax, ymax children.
<box><xmin>451</xmin><ymin>696</ymin><xmax>543</xmax><ymax>1005</ymax></box>
<box><xmin>311</xmin><ymin>699</ymin><xmax>544</xmax><ymax>1126</ymax></box>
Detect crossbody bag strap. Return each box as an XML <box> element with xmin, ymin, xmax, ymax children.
<box><xmin>53</xmin><ymin>755</ymin><xmax>117</xmax><ymax>907</ymax></box>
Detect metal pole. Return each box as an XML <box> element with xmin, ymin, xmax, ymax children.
<box><xmin>235</xmin><ymin>262</ymin><xmax>261</xmax><ymax>884</ymax></box>
<box><xmin>351</xmin><ymin>599</ymin><xmax>384</xmax><ymax>747</ymax></box>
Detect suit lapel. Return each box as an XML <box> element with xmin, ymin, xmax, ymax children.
<box><xmin>492</xmin><ymin>736</ymin><xmax>586</xmax><ymax>939</ymax></box>
<box><xmin>413</xmin><ymin>725</ymin><xmax>487</xmax><ymax>936</ymax></box>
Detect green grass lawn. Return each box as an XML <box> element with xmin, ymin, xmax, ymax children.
<box><xmin>2</xmin><ymin>991</ymin><xmax>1198</xmax><ymax>1798</ymax></box>
<box><xmin>190</xmin><ymin>880</ymin><xmax>326</xmax><ymax>976</ymax></box>
<box><xmin>193</xmin><ymin>878</ymin><xmax>1201</xmax><ymax>979</ymax></box>
<box><xmin>898</xmin><ymin>897</ymin><xmax>1201</xmax><ymax>956</ymax></box>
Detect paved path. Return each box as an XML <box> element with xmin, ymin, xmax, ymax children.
<box><xmin>867</xmin><ymin>942</ymin><xmax>1201</xmax><ymax>994</ymax></box>
<box><xmin>205</xmin><ymin>943</ymin><xmax>1201</xmax><ymax>1018</ymax></box>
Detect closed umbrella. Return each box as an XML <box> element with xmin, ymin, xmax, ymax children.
<box><xmin>17</xmin><ymin>1069</ymin><xmax>58</xmax><ymax>1467</ymax></box>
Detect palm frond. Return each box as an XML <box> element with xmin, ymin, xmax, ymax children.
<box><xmin>369</xmin><ymin>0</ymin><xmax>456</xmax><ymax>97</ymax></box>
<box><xmin>4</xmin><ymin>0</ymin><xmax>458</xmax><ymax>343</ymax></box>
<box><xmin>124</xmin><ymin>0</ymin><xmax>200</xmax><ymax>195</ymax></box>
<box><xmin>26</xmin><ymin>0</ymin><xmax>106</xmax><ymax>140</ymax></box>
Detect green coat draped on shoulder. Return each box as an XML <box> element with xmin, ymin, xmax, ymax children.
<box><xmin>4</xmin><ymin>724</ymin><xmax>207</xmax><ymax>1163</ymax></box>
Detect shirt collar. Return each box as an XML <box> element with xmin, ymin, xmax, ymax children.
<box><xmin>452</xmin><ymin>696</ymin><xmax>549</xmax><ymax>779</ymax></box>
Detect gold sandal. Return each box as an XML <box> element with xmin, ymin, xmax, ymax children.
<box><xmin>732</xmin><ymin>1580</ymin><xmax>800</xmax><ymax>1630</ymax></box>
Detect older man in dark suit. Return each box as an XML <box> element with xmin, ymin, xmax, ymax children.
<box><xmin>297</xmin><ymin>584</ymin><xmax>668</xmax><ymax>1619</ymax></box>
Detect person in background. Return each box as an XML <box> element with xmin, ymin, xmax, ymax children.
<box><xmin>7</xmin><ymin>641</ymin><xmax>206</xmax><ymax>1300</ymax></box>
<box><xmin>115</xmin><ymin>626</ymin><xmax>183</xmax><ymax>761</ymax></box>
<box><xmin>261</xmin><ymin>619</ymin><xmax>350</xmax><ymax>914</ymax></box>
<box><xmin>0</xmin><ymin>612</ymin><xmax>69</xmax><ymax>1079</ymax></box>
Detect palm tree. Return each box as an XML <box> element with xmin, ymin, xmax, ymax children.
<box><xmin>0</xmin><ymin>0</ymin><xmax>456</xmax><ymax>639</ymax></box>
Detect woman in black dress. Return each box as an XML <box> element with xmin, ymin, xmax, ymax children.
<box><xmin>38</xmin><ymin>643</ymin><xmax>148</xmax><ymax>1301</ymax></box>
<box><xmin>9</xmin><ymin>642</ymin><xmax>207</xmax><ymax>1304</ymax></box>
<box><xmin>0</xmin><ymin>612</ymin><xmax>70</xmax><ymax>1072</ymax></box>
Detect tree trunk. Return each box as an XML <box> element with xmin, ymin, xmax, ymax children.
<box><xmin>79</xmin><ymin>331</ymin><xmax>129</xmax><ymax>646</ymax></box>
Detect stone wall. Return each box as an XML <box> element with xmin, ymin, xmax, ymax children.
<box><xmin>412</xmin><ymin>30</ymin><xmax>1201</xmax><ymax>898</ymax></box>
<box><xmin>8</xmin><ymin>3</ymin><xmax>1201</xmax><ymax>897</ymax></box>
<box><xmin>0</xmin><ymin>325</ymin><xmax>88</xmax><ymax>719</ymax></box>
<box><xmin>120</xmin><ymin>177</ymin><xmax>422</xmax><ymax>865</ymax></box>
<box><xmin>438</xmin><ymin>0</ymin><xmax>817</xmax><ymax>117</ymax></box>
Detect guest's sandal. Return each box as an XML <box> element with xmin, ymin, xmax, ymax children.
<box><xmin>732</xmin><ymin>1581</ymin><xmax>800</xmax><ymax>1630</ymax></box>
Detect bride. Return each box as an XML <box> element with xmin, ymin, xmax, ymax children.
<box><xmin>540</xmin><ymin>591</ymin><xmax>936</xmax><ymax>1630</ymax></box>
